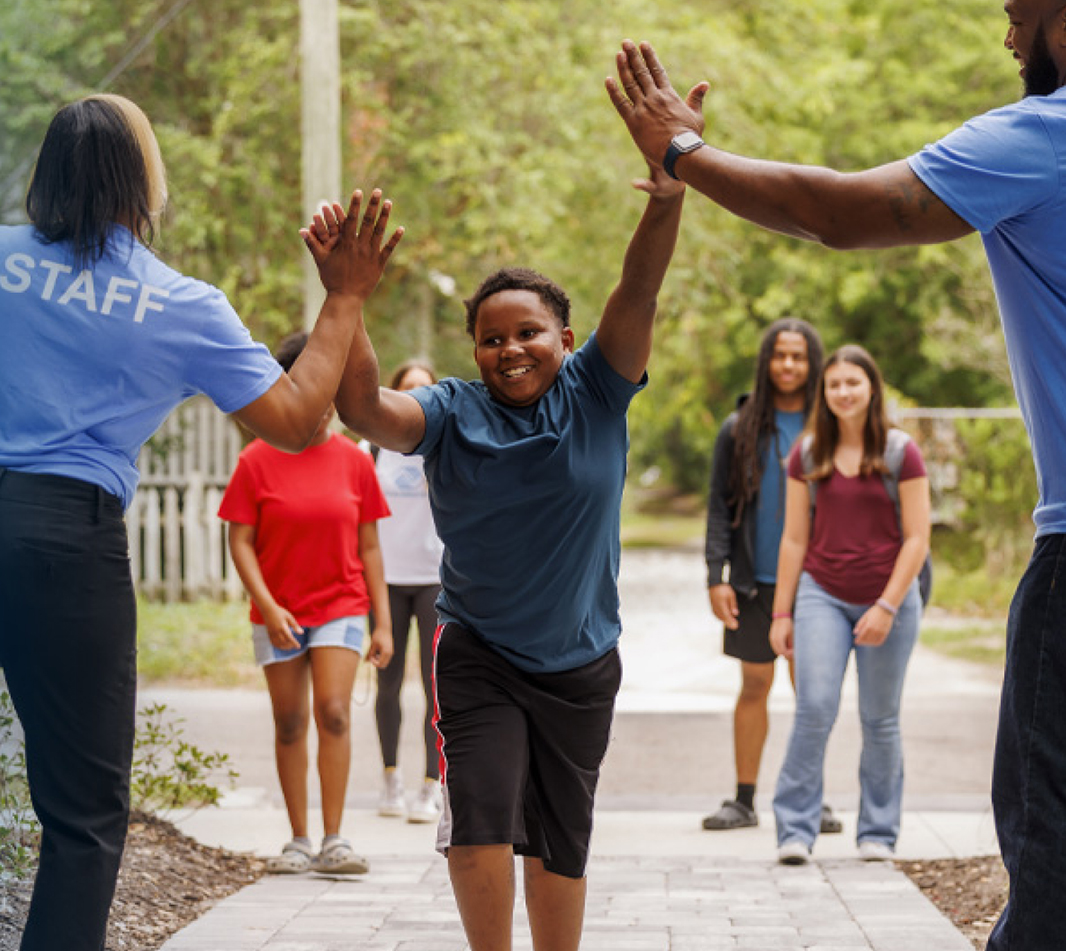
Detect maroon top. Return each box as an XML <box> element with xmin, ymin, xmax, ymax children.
<box><xmin>788</xmin><ymin>440</ymin><xmax>926</xmax><ymax>603</ymax></box>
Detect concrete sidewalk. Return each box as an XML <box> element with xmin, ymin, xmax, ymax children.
<box><xmin>163</xmin><ymin>801</ymin><xmax>985</xmax><ymax>950</ymax></box>
<box><xmin>160</xmin><ymin>853</ymin><xmax>975</xmax><ymax>951</ymax></box>
<box><xmin>154</xmin><ymin>548</ymin><xmax>1000</xmax><ymax>949</ymax></box>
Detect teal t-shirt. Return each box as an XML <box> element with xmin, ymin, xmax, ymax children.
<box><xmin>752</xmin><ymin>410</ymin><xmax>805</xmax><ymax>583</ymax></box>
<box><xmin>411</xmin><ymin>332</ymin><xmax>644</xmax><ymax>673</ymax></box>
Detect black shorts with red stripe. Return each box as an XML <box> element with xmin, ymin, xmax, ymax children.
<box><xmin>432</xmin><ymin>622</ymin><xmax>621</xmax><ymax>879</ymax></box>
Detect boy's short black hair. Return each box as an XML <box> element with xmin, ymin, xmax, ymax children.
<box><xmin>274</xmin><ymin>331</ymin><xmax>309</xmax><ymax>372</ymax></box>
<box><xmin>463</xmin><ymin>268</ymin><xmax>571</xmax><ymax>339</ymax></box>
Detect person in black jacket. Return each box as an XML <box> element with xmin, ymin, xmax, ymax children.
<box><xmin>702</xmin><ymin>318</ymin><xmax>835</xmax><ymax>831</ymax></box>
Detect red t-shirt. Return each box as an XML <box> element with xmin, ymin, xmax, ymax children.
<box><xmin>218</xmin><ymin>433</ymin><xmax>390</xmax><ymax>626</ymax></box>
<box><xmin>788</xmin><ymin>440</ymin><xmax>926</xmax><ymax>604</ymax></box>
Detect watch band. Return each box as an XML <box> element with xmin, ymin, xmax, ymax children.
<box><xmin>663</xmin><ymin>133</ymin><xmax>705</xmax><ymax>180</ymax></box>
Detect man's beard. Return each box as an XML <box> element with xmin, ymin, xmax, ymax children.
<box><xmin>1024</xmin><ymin>24</ymin><xmax>1061</xmax><ymax>97</ymax></box>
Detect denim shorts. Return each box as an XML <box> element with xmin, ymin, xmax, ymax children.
<box><xmin>252</xmin><ymin>614</ymin><xmax>367</xmax><ymax>666</ymax></box>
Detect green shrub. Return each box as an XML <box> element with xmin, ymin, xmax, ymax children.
<box><xmin>0</xmin><ymin>695</ymin><xmax>237</xmax><ymax>882</ymax></box>
<box><xmin>0</xmin><ymin>691</ymin><xmax>39</xmax><ymax>883</ymax></box>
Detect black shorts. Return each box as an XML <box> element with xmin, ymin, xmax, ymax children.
<box><xmin>433</xmin><ymin>622</ymin><xmax>621</xmax><ymax>879</ymax></box>
<box><xmin>723</xmin><ymin>582</ymin><xmax>778</xmax><ymax>664</ymax></box>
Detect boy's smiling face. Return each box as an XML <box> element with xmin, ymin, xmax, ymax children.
<box><xmin>472</xmin><ymin>289</ymin><xmax>574</xmax><ymax>407</ymax></box>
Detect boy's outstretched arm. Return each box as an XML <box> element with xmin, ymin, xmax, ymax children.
<box><xmin>596</xmin><ymin>163</ymin><xmax>685</xmax><ymax>383</ymax></box>
<box><xmin>302</xmin><ymin>202</ymin><xmax>427</xmax><ymax>453</ymax></box>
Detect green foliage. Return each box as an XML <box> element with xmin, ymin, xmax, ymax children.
<box><xmin>130</xmin><ymin>703</ymin><xmax>238</xmax><ymax>815</ymax></box>
<box><xmin>952</xmin><ymin>419</ymin><xmax>1038</xmax><ymax>578</ymax></box>
<box><xmin>0</xmin><ymin>0</ymin><xmax>1026</xmax><ymax>488</ymax></box>
<box><xmin>0</xmin><ymin>693</ymin><xmax>238</xmax><ymax>882</ymax></box>
<box><xmin>0</xmin><ymin>692</ymin><xmax>39</xmax><ymax>883</ymax></box>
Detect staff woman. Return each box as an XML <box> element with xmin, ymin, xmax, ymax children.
<box><xmin>0</xmin><ymin>94</ymin><xmax>401</xmax><ymax>951</ymax></box>
<box><xmin>769</xmin><ymin>345</ymin><xmax>930</xmax><ymax>866</ymax></box>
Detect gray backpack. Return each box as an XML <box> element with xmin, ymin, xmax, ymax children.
<box><xmin>799</xmin><ymin>428</ymin><xmax>932</xmax><ymax>606</ymax></box>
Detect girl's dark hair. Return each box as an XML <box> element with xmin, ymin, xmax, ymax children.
<box><xmin>274</xmin><ymin>331</ymin><xmax>309</xmax><ymax>373</ymax></box>
<box><xmin>727</xmin><ymin>318</ymin><xmax>824</xmax><ymax>525</ymax></box>
<box><xmin>389</xmin><ymin>360</ymin><xmax>437</xmax><ymax>389</ymax></box>
<box><xmin>463</xmin><ymin>267</ymin><xmax>570</xmax><ymax>339</ymax></box>
<box><xmin>806</xmin><ymin>344</ymin><xmax>892</xmax><ymax>481</ymax></box>
<box><xmin>25</xmin><ymin>95</ymin><xmax>166</xmax><ymax>270</ymax></box>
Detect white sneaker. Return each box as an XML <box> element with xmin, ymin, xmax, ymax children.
<box><xmin>407</xmin><ymin>779</ymin><xmax>442</xmax><ymax>824</ymax></box>
<box><xmin>777</xmin><ymin>840</ymin><xmax>812</xmax><ymax>866</ymax></box>
<box><xmin>378</xmin><ymin>770</ymin><xmax>406</xmax><ymax>818</ymax></box>
<box><xmin>858</xmin><ymin>840</ymin><xmax>895</xmax><ymax>862</ymax></box>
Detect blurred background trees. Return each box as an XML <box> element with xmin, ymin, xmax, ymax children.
<box><xmin>1</xmin><ymin>0</ymin><xmax>1032</xmax><ymax>591</ymax></box>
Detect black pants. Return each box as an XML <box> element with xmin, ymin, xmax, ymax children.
<box><xmin>375</xmin><ymin>583</ymin><xmax>441</xmax><ymax>778</ymax></box>
<box><xmin>988</xmin><ymin>534</ymin><xmax>1066</xmax><ymax>950</ymax></box>
<box><xmin>0</xmin><ymin>469</ymin><xmax>136</xmax><ymax>951</ymax></box>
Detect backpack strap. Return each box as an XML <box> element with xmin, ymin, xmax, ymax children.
<box><xmin>799</xmin><ymin>433</ymin><xmax>817</xmax><ymax>516</ymax></box>
<box><xmin>880</xmin><ymin>428</ymin><xmax>912</xmax><ymax>517</ymax></box>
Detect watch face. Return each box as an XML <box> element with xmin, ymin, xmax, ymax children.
<box><xmin>673</xmin><ymin>131</ymin><xmax>703</xmax><ymax>151</ymax></box>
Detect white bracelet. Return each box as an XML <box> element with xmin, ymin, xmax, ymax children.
<box><xmin>875</xmin><ymin>597</ymin><xmax>898</xmax><ymax>617</ymax></box>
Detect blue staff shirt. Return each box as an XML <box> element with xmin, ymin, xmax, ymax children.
<box><xmin>909</xmin><ymin>88</ymin><xmax>1066</xmax><ymax>536</ymax></box>
<box><xmin>0</xmin><ymin>225</ymin><xmax>281</xmax><ymax>508</ymax></box>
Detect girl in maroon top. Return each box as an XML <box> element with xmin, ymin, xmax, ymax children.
<box><xmin>768</xmin><ymin>345</ymin><xmax>931</xmax><ymax>866</ymax></box>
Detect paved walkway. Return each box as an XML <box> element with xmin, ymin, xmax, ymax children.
<box><xmin>154</xmin><ymin>549</ymin><xmax>1000</xmax><ymax>949</ymax></box>
<box><xmin>161</xmin><ymin>853</ymin><xmax>973</xmax><ymax>951</ymax></box>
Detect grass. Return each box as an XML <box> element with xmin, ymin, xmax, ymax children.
<box><xmin>620</xmin><ymin>487</ymin><xmax>704</xmax><ymax>549</ymax></box>
<box><xmin>136</xmin><ymin>597</ymin><xmax>258</xmax><ymax>687</ymax></box>
<box><xmin>920</xmin><ymin>619</ymin><xmax>1005</xmax><ymax>667</ymax></box>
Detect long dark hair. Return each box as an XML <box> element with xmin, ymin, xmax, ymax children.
<box><xmin>25</xmin><ymin>94</ymin><xmax>167</xmax><ymax>270</ymax></box>
<box><xmin>806</xmin><ymin>344</ymin><xmax>891</xmax><ymax>481</ymax></box>
<box><xmin>727</xmin><ymin>318</ymin><xmax>823</xmax><ymax>524</ymax></box>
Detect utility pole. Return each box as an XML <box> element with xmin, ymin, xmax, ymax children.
<box><xmin>300</xmin><ymin>0</ymin><xmax>342</xmax><ymax>330</ymax></box>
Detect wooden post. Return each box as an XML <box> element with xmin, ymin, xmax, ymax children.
<box><xmin>300</xmin><ymin>0</ymin><xmax>342</xmax><ymax>331</ymax></box>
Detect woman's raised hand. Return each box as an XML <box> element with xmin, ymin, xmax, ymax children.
<box><xmin>300</xmin><ymin>188</ymin><xmax>404</xmax><ymax>301</ymax></box>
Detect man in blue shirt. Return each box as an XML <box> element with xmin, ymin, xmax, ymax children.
<box><xmin>608</xmin><ymin>5</ymin><xmax>1066</xmax><ymax>947</ymax></box>
<box><xmin>314</xmin><ymin>156</ymin><xmax>688</xmax><ymax>950</ymax></box>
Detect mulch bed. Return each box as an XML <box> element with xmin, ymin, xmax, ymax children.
<box><xmin>0</xmin><ymin>811</ymin><xmax>264</xmax><ymax>950</ymax></box>
<box><xmin>1</xmin><ymin>815</ymin><xmax>1007</xmax><ymax>951</ymax></box>
<box><xmin>898</xmin><ymin>855</ymin><xmax>1009</xmax><ymax>949</ymax></box>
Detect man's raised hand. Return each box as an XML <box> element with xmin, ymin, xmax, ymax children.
<box><xmin>606</xmin><ymin>40</ymin><xmax>709</xmax><ymax>169</ymax></box>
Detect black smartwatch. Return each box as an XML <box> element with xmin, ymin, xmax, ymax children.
<box><xmin>663</xmin><ymin>131</ymin><xmax>705</xmax><ymax>180</ymax></box>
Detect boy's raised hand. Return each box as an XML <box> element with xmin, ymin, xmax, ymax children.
<box><xmin>300</xmin><ymin>188</ymin><xmax>404</xmax><ymax>301</ymax></box>
<box><xmin>631</xmin><ymin>161</ymin><xmax>686</xmax><ymax>200</ymax></box>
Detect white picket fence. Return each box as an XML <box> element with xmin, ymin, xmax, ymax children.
<box><xmin>127</xmin><ymin>402</ymin><xmax>1022</xmax><ymax>602</ymax></box>
<box><xmin>127</xmin><ymin>397</ymin><xmax>245</xmax><ymax>602</ymax></box>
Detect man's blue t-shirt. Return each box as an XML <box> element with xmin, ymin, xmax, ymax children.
<box><xmin>909</xmin><ymin>88</ymin><xmax>1066</xmax><ymax>536</ymax></box>
<box><xmin>0</xmin><ymin>225</ymin><xmax>282</xmax><ymax>508</ymax></box>
<box><xmin>753</xmin><ymin>409</ymin><xmax>805</xmax><ymax>583</ymax></box>
<box><xmin>411</xmin><ymin>332</ymin><xmax>645</xmax><ymax>673</ymax></box>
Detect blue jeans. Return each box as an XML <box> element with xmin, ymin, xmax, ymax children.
<box><xmin>773</xmin><ymin>573</ymin><xmax>920</xmax><ymax>848</ymax></box>
<box><xmin>987</xmin><ymin>534</ymin><xmax>1066</xmax><ymax>951</ymax></box>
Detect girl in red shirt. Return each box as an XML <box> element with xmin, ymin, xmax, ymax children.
<box><xmin>220</xmin><ymin>332</ymin><xmax>393</xmax><ymax>875</ymax></box>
